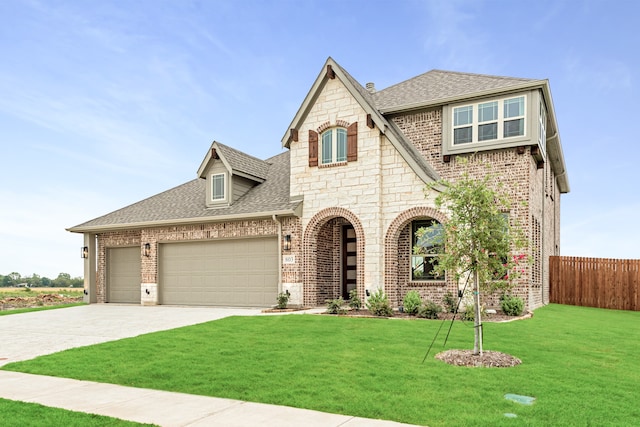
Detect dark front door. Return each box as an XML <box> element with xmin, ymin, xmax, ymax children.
<box><xmin>342</xmin><ymin>225</ymin><xmax>357</xmax><ymax>299</ymax></box>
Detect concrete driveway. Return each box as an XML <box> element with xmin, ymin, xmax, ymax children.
<box><xmin>0</xmin><ymin>304</ymin><xmax>262</xmax><ymax>366</ymax></box>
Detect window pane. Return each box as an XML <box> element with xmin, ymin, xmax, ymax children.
<box><xmin>212</xmin><ymin>174</ymin><xmax>224</xmax><ymax>200</ymax></box>
<box><xmin>478</xmin><ymin>101</ymin><xmax>497</xmax><ymax>122</ymax></box>
<box><xmin>454</xmin><ymin>106</ymin><xmax>473</xmax><ymax>126</ymax></box>
<box><xmin>336</xmin><ymin>128</ymin><xmax>347</xmax><ymax>162</ymax></box>
<box><xmin>454</xmin><ymin>127</ymin><xmax>472</xmax><ymax>144</ymax></box>
<box><xmin>321</xmin><ymin>130</ymin><xmax>332</xmax><ymax>164</ymax></box>
<box><xmin>504</xmin><ymin>97</ymin><xmax>524</xmax><ymax>118</ymax></box>
<box><xmin>504</xmin><ymin>118</ymin><xmax>524</xmax><ymax>137</ymax></box>
<box><xmin>411</xmin><ymin>256</ymin><xmax>426</xmax><ymax>281</ymax></box>
<box><xmin>478</xmin><ymin>123</ymin><xmax>497</xmax><ymax>141</ymax></box>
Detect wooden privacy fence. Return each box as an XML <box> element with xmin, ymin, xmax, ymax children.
<box><xmin>550</xmin><ymin>256</ymin><xmax>639</xmax><ymax>311</ymax></box>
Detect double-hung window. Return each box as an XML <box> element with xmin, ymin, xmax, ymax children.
<box><xmin>504</xmin><ymin>97</ymin><xmax>525</xmax><ymax>137</ymax></box>
<box><xmin>211</xmin><ymin>173</ymin><xmax>225</xmax><ymax>201</ymax></box>
<box><xmin>321</xmin><ymin>128</ymin><xmax>347</xmax><ymax>164</ymax></box>
<box><xmin>452</xmin><ymin>95</ymin><xmax>526</xmax><ymax>145</ymax></box>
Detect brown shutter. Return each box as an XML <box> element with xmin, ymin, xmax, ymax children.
<box><xmin>347</xmin><ymin>122</ymin><xmax>358</xmax><ymax>162</ymax></box>
<box><xmin>309</xmin><ymin>130</ymin><xmax>318</xmax><ymax>167</ymax></box>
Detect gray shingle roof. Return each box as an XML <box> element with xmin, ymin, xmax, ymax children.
<box><xmin>68</xmin><ymin>151</ymin><xmax>297</xmax><ymax>232</ymax></box>
<box><xmin>215</xmin><ymin>142</ymin><xmax>269</xmax><ymax>181</ymax></box>
<box><xmin>372</xmin><ymin>70</ymin><xmax>538</xmax><ymax>112</ymax></box>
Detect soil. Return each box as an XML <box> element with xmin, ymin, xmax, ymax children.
<box><xmin>0</xmin><ymin>294</ymin><xmax>83</xmax><ymax>310</ymax></box>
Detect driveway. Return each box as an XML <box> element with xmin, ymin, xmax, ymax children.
<box><xmin>0</xmin><ymin>304</ymin><xmax>262</xmax><ymax>366</ymax></box>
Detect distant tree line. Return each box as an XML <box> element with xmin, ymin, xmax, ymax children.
<box><xmin>0</xmin><ymin>272</ymin><xmax>83</xmax><ymax>288</ymax></box>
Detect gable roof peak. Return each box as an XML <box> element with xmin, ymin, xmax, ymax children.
<box><xmin>197</xmin><ymin>141</ymin><xmax>269</xmax><ymax>182</ymax></box>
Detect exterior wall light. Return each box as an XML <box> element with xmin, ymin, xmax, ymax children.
<box><xmin>143</xmin><ymin>243</ymin><xmax>151</xmax><ymax>257</ymax></box>
<box><xmin>283</xmin><ymin>234</ymin><xmax>292</xmax><ymax>251</ymax></box>
<box><xmin>81</xmin><ymin>246</ymin><xmax>89</xmax><ymax>259</ymax></box>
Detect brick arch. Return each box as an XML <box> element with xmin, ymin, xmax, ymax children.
<box><xmin>303</xmin><ymin>207</ymin><xmax>365</xmax><ymax>307</ymax></box>
<box><xmin>384</xmin><ymin>207</ymin><xmax>448</xmax><ymax>305</ymax></box>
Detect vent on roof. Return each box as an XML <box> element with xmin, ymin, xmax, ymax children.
<box><xmin>366</xmin><ymin>82</ymin><xmax>376</xmax><ymax>93</ymax></box>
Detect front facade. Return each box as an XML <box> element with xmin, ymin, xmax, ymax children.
<box><xmin>70</xmin><ymin>58</ymin><xmax>569</xmax><ymax>311</ymax></box>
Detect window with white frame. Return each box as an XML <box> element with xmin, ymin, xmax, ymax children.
<box><xmin>411</xmin><ymin>220</ymin><xmax>444</xmax><ymax>281</ymax></box>
<box><xmin>538</xmin><ymin>100</ymin><xmax>547</xmax><ymax>148</ymax></box>
<box><xmin>321</xmin><ymin>128</ymin><xmax>347</xmax><ymax>164</ymax></box>
<box><xmin>211</xmin><ymin>173</ymin><xmax>225</xmax><ymax>201</ymax></box>
<box><xmin>452</xmin><ymin>95</ymin><xmax>526</xmax><ymax>145</ymax></box>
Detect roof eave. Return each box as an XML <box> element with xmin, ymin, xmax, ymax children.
<box><xmin>67</xmin><ymin>208</ymin><xmax>301</xmax><ymax>234</ymax></box>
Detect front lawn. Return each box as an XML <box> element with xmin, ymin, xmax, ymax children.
<box><xmin>0</xmin><ymin>398</ymin><xmax>154</xmax><ymax>426</ymax></box>
<box><xmin>3</xmin><ymin>304</ymin><xmax>639</xmax><ymax>426</ymax></box>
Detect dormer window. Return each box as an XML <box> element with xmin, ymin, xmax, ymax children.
<box><xmin>321</xmin><ymin>128</ymin><xmax>347</xmax><ymax>164</ymax></box>
<box><xmin>211</xmin><ymin>173</ymin><xmax>226</xmax><ymax>201</ymax></box>
<box><xmin>453</xmin><ymin>95</ymin><xmax>526</xmax><ymax>145</ymax></box>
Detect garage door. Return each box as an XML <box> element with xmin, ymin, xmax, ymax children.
<box><xmin>159</xmin><ymin>238</ymin><xmax>278</xmax><ymax>307</ymax></box>
<box><xmin>107</xmin><ymin>247</ymin><xmax>141</xmax><ymax>303</ymax></box>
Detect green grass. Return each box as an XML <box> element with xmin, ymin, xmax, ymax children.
<box><xmin>0</xmin><ymin>398</ymin><xmax>154</xmax><ymax>426</ymax></box>
<box><xmin>0</xmin><ymin>303</ymin><xmax>85</xmax><ymax>316</ymax></box>
<box><xmin>3</xmin><ymin>304</ymin><xmax>640</xmax><ymax>426</ymax></box>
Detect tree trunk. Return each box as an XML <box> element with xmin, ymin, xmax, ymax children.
<box><xmin>473</xmin><ymin>270</ymin><xmax>483</xmax><ymax>356</ymax></box>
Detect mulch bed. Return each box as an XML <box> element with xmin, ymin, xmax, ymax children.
<box><xmin>435</xmin><ymin>349</ymin><xmax>522</xmax><ymax>367</ymax></box>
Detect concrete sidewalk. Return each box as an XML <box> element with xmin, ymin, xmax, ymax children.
<box><xmin>0</xmin><ymin>371</ymin><xmax>421</xmax><ymax>427</ymax></box>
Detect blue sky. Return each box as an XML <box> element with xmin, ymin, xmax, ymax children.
<box><xmin>1</xmin><ymin>0</ymin><xmax>638</xmax><ymax>279</ymax></box>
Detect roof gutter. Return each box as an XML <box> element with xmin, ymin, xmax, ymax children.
<box><xmin>67</xmin><ymin>209</ymin><xmax>299</xmax><ymax>234</ymax></box>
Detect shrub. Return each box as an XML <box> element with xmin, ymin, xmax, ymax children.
<box><xmin>326</xmin><ymin>297</ymin><xmax>346</xmax><ymax>315</ymax></box>
<box><xmin>348</xmin><ymin>289</ymin><xmax>362</xmax><ymax>311</ymax></box>
<box><xmin>418</xmin><ymin>300</ymin><xmax>442</xmax><ymax>319</ymax></box>
<box><xmin>501</xmin><ymin>294</ymin><xmax>524</xmax><ymax>316</ymax></box>
<box><xmin>366</xmin><ymin>289</ymin><xmax>393</xmax><ymax>317</ymax></box>
<box><xmin>462</xmin><ymin>304</ymin><xmax>475</xmax><ymax>321</ymax></box>
<box><xmin>402</xmin><ymin>291</ymin><xmax>422</xmax><ymax>315</ymax></box>
<box><xmin>276</xmin><ymin>292</ymin><xmax>289</xmax><ymax>309</ymax></box>
<box><xmin>442</xmin><ymin>292</ymin><xmax>457</xmax><ymax>313</ymax></box>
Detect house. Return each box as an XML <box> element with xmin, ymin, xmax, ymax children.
<box><xmin>69</xmin><ymin>57</ymin><xmax>569</xmax><ymax>310</ymax></box>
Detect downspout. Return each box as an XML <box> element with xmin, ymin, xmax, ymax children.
<box><xmin>273</xmin><ymin>214</ymin><xmax>283</xmax><ymax>294</ymax></box>
<box><xmin>541</xmin><ymin>164</ymin><xmax>546</xmax><ymax>306</ymax></box>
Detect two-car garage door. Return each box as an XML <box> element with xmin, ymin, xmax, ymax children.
<box><xmin>159</xmin><ymin>238</ymin><xmax>278</xmax><ymax>307</ymax></box>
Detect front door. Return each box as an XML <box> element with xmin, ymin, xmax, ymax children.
<box><xmin>342</xmin><ymin>225</ymin><xmax>357</xmax><ymax>299</ymax></box>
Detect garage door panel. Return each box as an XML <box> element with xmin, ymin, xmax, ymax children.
<box><xmin>160</xmin><ymin>238</ymin><xmax>278</xmax><ymax>307</ymax></box>
<box><xmin>107</xmin><ymin>247</ymin><xmax>141</xmax><ymax>304</ymax></box>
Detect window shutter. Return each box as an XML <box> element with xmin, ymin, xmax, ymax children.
<box><xmin>309</xmin><ymin>130</ymin><xmax>318</xmax><ymax>167</ymax></box>
<box><xmin>347</xmin><ymin>122</ymin><xmax>358</xmax><ymax>161</ymax></box>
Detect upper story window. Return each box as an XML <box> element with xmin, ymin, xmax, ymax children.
<box><xmin>321</xmin><ymin>128</ymin><xmax>347</xmax><ymax>164</ymax></box>
<box><xmin>538</xmin><ymin>100</ymin><xmax>547</xmax><ymax>149</ymax></box>
<box><xmin>453</xmin><ymin>95</ymin><xmax>526</xmax><ymax>145</ymax></box>
<box><xmin>211</xmin><ymin>173</ymin><xmax>226</xmax><ymax>201</ymax></box>
<box><xmin>411</xmin><ymin>220</ymin><xmax>444</xmax><ymax>281</ymax></box>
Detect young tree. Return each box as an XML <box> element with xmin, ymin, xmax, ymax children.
<box><xmin>417</xmin><ymin>159</ymin><xmax>528</xmax><ymax>355</ymax></box>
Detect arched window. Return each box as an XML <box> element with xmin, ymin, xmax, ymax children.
<box><xmin>321</xmin><ymin>128</ymin><xmax>347</xmax><ymax>164</ymax></box>
<box><xmin>411</xmin><ymin>220</ymin><xmax>444</xmax><ymax>281</ymax></box>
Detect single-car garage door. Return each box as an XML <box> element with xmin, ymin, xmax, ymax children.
<box><xmin>159</xmin><ymin>238</ymin><xmax>278</xmax><ymax>307</ymax></box>
<box><xmin>107</xmin><ymin>247</ymin><xmax>141</xmax><ymax>303</ymax></box>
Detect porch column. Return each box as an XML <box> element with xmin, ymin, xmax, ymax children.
<box><xmin>83</xmin><ymin>233</ymin><xmax>97</xmax><ymax>303</ymax></box>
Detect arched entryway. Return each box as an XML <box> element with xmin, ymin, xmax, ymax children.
<box><xmin>384</xmin><ymin>207</ymin><xmax>450</xmax><ymax>307</ymax></box>
<box><xmin>303</xmin><ymin>208</ymin><xmax>365</xmax><ymax>307</ymax></box>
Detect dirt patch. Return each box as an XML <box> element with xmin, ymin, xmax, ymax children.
<box><xmin>0</xmin><ymin>294</ymin><xmax>83</xmax><ymax>310</ymax></box>
<box><xmin>435</xmin><ymin>349</ymin><xmax>522</xmax><ymax>367</ymax></box>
